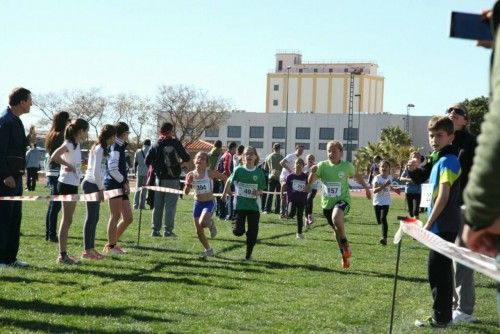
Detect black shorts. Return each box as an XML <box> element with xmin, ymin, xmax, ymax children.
<box><xmin>109</xmin><ymin>193</ymin><xmax>129</xmax><ymax>201</ymax></box>
<box><xmin>323</xmin><ymin>200</ymin><xmax>350</xmax><ymax>226</ymax></box>
<box><xmin>57</xmin><ymin>182</ymin><xmax>78</xmax><ymax>195</ymax></box>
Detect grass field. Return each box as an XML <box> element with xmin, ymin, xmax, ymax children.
<box><xmin>0</xmin><ymin>183</ymin><xmax>498</xmax><ymax>333</ymax></box>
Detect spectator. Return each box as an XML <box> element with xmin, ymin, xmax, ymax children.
<box><xmin>133</xmin><ymin>139</ymin><xmax>151</xmax><ymax>210</ymax></box>
<box><xmin>0</xmin><ymin>87</ymin><xmax>32</xmax><ymax>268</ymax></box>
<box><xmin>263</xmin><ymin>143</ymin><xmax>283</xmax><ymax>214</ymax></box>
<box><xmin>145</xmin><ymin>122</ymin><xmax>190</xmax><ymax>237</ymax></box>
<box><xmin>25</xmin><ymin>143</ymin><xmax>43</xmax><ymax>191</ymax></box>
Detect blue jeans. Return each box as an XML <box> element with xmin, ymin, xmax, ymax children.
<box><xmin>133</xmin><ymin>175</ymin><xmax>147</xmax><ymax>209</ymax></box>
<box><xmin>82</xmin><ymin>181</ymin><xmax>100</xmax><ymax>250</ymax></box>
<box><xmin>151</xmin><ymin>178</ymin><xmax>180</xmax><ymax>235</ymax></box>
<box><xmin>45</xmin><ymin>176</ymin><xmax>61</xmax><ymax>240</ymax></box>
<box><xmin>0</xmin><ymin>176</ymin><xmax>23</xmax><ymax>264</ymax></box>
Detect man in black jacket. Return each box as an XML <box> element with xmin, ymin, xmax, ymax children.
<box><xmin>0</xmin><ymin>87</ymin><xmax>32</xmax><ymax>268</ymax></box>
<box><xmin>145</xmin><ymin>122</ymin><xmax>190</xmax><ymax>237</ymax></box>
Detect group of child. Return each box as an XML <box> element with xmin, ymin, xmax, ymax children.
<box><xmin>47</xmin><ymin>115</ymin><xmax>133</xmax><ymax>264</ymax></box>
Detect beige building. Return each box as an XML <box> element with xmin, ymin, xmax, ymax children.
<box><xmin>266</xmin><ymin>52</ymin><xmax>384</xmax><ymax>114</ymax></box>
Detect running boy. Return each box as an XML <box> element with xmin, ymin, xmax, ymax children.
<box><xmin>184</xmin><ymin>152</ymin><xmax>227</xmax><ymax>258</ymax></box>
<box><xmin>410</xmin><ymin>116</ymin><xmax>461</xmax><ymax>328</ymax></box>
<box><xmin>308</xmin><ymin>140</ymin><xmax>371</xmax><ymax>269</ymax></box>
<box><xmin>223</xmin><ymin>146</ymin><xmax>266</xmax><ymax>262</ymax></box>
<box><xmin>371</xmin><ymin>160</ymin><xmax>400</xmax><ymax>246</ymax></box>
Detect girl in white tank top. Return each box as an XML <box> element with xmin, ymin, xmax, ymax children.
<box><xmin>184</xmin><ymin>152</ymin><xmax>227</xmax><ymax>258</ymax></box>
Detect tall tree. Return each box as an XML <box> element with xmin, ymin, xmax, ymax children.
<box><xmin>65</xmin><ymin>89</ymin><xmax>108</xmax><ymax>137</ymax></box>
<box><xmin>155</xmin><ymin>85</ymin><xmax>231</xmax><ymax>143</ymax></box>
<box><xmin>112</xmin><ymin>94</ymin><xmax>152</xmax><ymax>147</ymax></box>
<box><xmin>461</xmin><ymin>96</ymin><xmax>488</xmax><ymax>136</ymax></box>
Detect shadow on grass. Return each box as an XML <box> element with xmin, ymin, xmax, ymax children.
<box><xmin>0</xmin><ymin>298</ymin><xmax>173</xmax><ymax>324</ymax></box>
<box><xmin>0</xmin><ymin>275</ymin><xmax>75</xmax><ymax>286</ymax></box>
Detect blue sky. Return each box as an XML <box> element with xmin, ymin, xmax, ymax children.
<box><xmin>0</xmin><ymin>0</ymin><xmax>493</xmax><ymax>127</ymax></box>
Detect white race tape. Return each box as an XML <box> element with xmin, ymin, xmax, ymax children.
<box><xmin>0</xmin><ymin>188</ymin><xmax>123</xmax><ymax>202</ymax></box>
<box><xmin>394</xmin><ymin>218</ymin><xmax>500</xmax><ymax>282</ymax></box>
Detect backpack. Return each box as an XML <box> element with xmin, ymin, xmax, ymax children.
<box><xmin>155</xmin><ymin>141</ymin><xmax>182</xmax><ymax>178</ymax></box>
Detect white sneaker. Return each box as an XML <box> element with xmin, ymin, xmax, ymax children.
<box><xmin>453</xmin><ymin>310</ymin><xmax>476</xmax><ymax>323</ymax></box>
<box><xmin>10</xmin><ymin>260</ymin><xmax>28</xmax><ymax>268</ymax></box>
<box><xmin>296</xmin><ymin>233</ymin><xmax>304</xmax><ymax>239</ymax></box>
<box><xmin>202</xmin><ymin>248</ymin><xmax>214</xmax><ymax>258</ymax></box>
<box><xmin>209</xmin><ymin>221</ymin><xmax>218</xmax><ymax>239</ymax></box>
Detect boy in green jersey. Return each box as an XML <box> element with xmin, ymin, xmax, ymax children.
<box><xmin>309</xmin><ymin>140</ymin><xmax>371</xmax><ymax>269</ymax></box>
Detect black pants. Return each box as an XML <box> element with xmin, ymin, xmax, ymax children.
<box><xmin>26</xmin><ymin>167</ymin><xmax>39</xmax><ymax>191</ymax></box>
<box><xmin>406</xmin><ymin>193</ymin><xmax>421</xmax><ymax>218</ymax></box>
<box><xmin>428</xmin><ymin>232</ymin><xmax>457</xmax><ymax>324</ymax></box>
<box><xmin>290</xmin><ymin>202</ymin><xmax>305</xmax><ymax>234</ymax></box>
<box><xmin>45</xmin><ymin>175</ymin><xmax>61</xmax><ymax>240</ymax></box>
<box><xmin>305</xmin><ymin>189</ymin><xmax>317</xmax><ymax>215</ymax></box>
<box><xmin>265</xmin><ymin>178</ymin><xmax>281</xmax><ymax>213</ymax></box>
<box><xmin>374</xmin><ymin>205</ymin><xmax>389</xmax><ymax>238</ymax></box>
<box><xmin>0</xmin><ymin>176</ymin><xmax>23</xmax><ymax>264</ymax></box>
<box><xmin>213</xmin><ymin>180</ymin><xmax>226</xmax><ymax>218</ymax></box>
<box><xmin>233</xmin><ymin>210</ymin><xmax>260</xmax><ymax>260</ymax></box>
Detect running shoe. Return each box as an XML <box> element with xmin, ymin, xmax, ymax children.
<box><xmin>103</xmin><ymin>244</ymin><xmax>126</xmax><ymax>255</ymax></box>
<box><xmin>379</xmin><ymin>238</ymin><xmax>387</xmax><ymax>246</ymax></box>
<box><xmin>415</xmin><ymin>316</ymin><xmax>451</xmax><ymax>328</ymax></box>
<box><xmin>57</xmin><ymin>254</ymin><xmax>79</xmax><ymax>265</ymax></box>
<box><xmin>342</xmin><ymin>243</ymin><xmax>352</xmax><ymax>259</ymax></box>
<box><xmin>209</xmin><ymin>221</ymin><xmax>218</xmax><ymax>239</ymax></box>
<box><xmin>202</xmin><ymin>248</ymin><xmax>214</xmax><ymax>258</ymax></box>
<box><xmin>81</xmin><ymin>250</ymin><xmax>104</xmax><ymax>260</ymax></box>
<box><xmin>296</xmin><ymin>233</ymin><xmax>304</xmax><ymax>239</ymax></box>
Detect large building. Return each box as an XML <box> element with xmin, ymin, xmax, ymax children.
<box><xmin>201</xmin><ymin>111</ymin><xmax>431</xmax><ymax>161</ymax></box>
<box><xmin>266</xmin><ymin>52</ymin><xmax>384</xmax><ymax>114</ymax></box>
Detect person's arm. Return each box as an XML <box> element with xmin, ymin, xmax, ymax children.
<box><xmin>407</xmin><ymin>158</ymin><xmax>432</xmax><ymax>184</ymax></box>
<box><xmin>423</xmin><ymin>182</ymin><xmax>450</xmax><ymax>231</ymax></box>
<box><xmin>354</xmin><ymin>168</ymin><xmax>371</xmax><ymax>199</ymax></box>
<box><xmin>107</xmin><ymin>149</ymin><xmax>124</xmax><ymax>184</ymax></box>
<box><xmin>134</xmin><ymin>151</ymin><xmax>139</xmax><ymax>174</ymax></box>
<box><xmin>92</xmin><ymin>147</ymin><xmax>105</xmax><ymax>190</ymax></box>
<box><xmin>175</xmin><ymin>140</ymin><xmax>191</xmax><ymax>163</ymax></box>
<box><xmin>223</xmin><ymin>154</ymin><xmax>231</xmax><ymax>176</ymax></box>
<box><xmin>208</xmin><ymin>170</ymin><xmax>228</xmax><ymax>183</ymax></box>
<box><xmin>183</xmin><ymin>172</ymin><xmax>193</xmax><ymax>195</ymax></box>
<box><xmin>222</xmin><ymin>175</ymin><xmax>234</xmax><ymax>201</ymax></box>
<box><xmin>308</xmin><ymin>165</ymin><xmax>318</xmax><ymax>184</ymax></box>
<box><xmin>279</xmin><ymin>157</ymin><xmax>289</xmax><ymax>172</ymax></box>
<box><xmin>372</xmin><ymin>177</ymin><xmax>387</xmax><ymax>194</ymax></box>
<box><xmin>462</xmin><ymin>219</ymin><xmax>500</xmax><ymax>257</ymax></box>
<box><xmin>145</xmin><ymin>145</ymin><xmax>155</xmax><ymax>166</ymax></box>
<box><xmin>50</xmin><ymin>144</ymin><xmax>74</xmax><ymax>172</ymax></box>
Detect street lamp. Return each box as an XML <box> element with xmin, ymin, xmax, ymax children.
<box><xmin>406</xmin><ymin>104</ymin><xmax>415</xmax><ymax>133</ymax></box>
<box><xmin>284</xmin><ymin>65</ymin><xmax>291</xmax><ymax>155</ymax></box>
<box><xmin>355</xmin><ymin>94</ymin><xmax>361</xmax><ymax>145</ymax></box>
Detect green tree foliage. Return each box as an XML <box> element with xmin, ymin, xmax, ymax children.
<box><xmin>355</xmin><ymin>126</ymin><xmax>419</xmax><ymax>176</ymax></box>
<box><xmin>462</xmin><ymin>96</ymin><xmax>488</xmax><ymax>136</ymax></box>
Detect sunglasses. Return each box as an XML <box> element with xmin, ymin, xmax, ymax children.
<box><xmin>446</xmin><ymin>107</ymin><xmax>467</xmax><ymax>117</ymax></box>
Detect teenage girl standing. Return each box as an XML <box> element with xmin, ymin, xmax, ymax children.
<box><xmin>50</xmin><ymin>119</ymin><xmax>89</xmax><ymax>264</ymax></box>
<box><xmin>81</xmin><ymin>124</ymin><xmax>116</xmax><ymax>260</ymax></box>
<box><xmin>223</xmin><ymin>146</ymin><xmax>266</xmax><ymax>262</ymax></box>
<box><xmin>184</xmin><ymin>152</ymin><xmax>227</xmax><ymax>257</ymax></box>
<box><xmin>103</xmin><ymin>122</ymin><xmax>133</xmax><ymax>254</ymax></box>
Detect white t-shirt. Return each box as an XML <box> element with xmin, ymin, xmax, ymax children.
<box><xmin>372</xmin><ymin>174</ymin><xmax>392</xmax><ymax>206</ymax></box>
<box><xmin>83</xmin><ymin>145</ymin><xmax>107</xmax><ymax>190</ymax></box>
<box><xmin>279</xmin><ymin>153</ymin><xmax>300</xmax><ymax>183</ymax></box>
<box><xmin>58</xmin><ymin>140</ymin><xmax>82</xmax><ymax>186</ymax></box>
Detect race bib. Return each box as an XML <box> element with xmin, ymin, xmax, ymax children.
<box><xmin>193</xmin><ymin>179</ymin><xmax>211</xmax><ymax>195</ymax></box>
<box><xmin>323</xmin><ymin>182</ymin><xmax>341</xmax><ymax>197</ymax></box>
<box><xmin>236</xmin><ymin>182</ymin><xmax>258</xmax><ymax>199</ymax></box>
<box><xmin>292</xmin><ymin>179</ymin><xmax>306</xmax><ymax>192</ymax></box>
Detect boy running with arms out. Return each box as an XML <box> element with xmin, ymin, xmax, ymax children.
<box><xmin>308</xmin><ymin>140</ymin><xmax>371</xmax><ymax>269</ymax></box>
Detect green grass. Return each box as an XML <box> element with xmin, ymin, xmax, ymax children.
<box><xmin>0</xmin><ymin>184</ymin><xmax>498</xmax><ymax>333</ymax></box>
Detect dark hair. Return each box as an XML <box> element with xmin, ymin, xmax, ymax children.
<box><xmin>374</xmin><ymin>155</ymin><xmax>382</xmax><ymax>161</ymax></box>
<box><xmin>428</xmin><ymin>116</ymin><xmax>454</xmax><ymax>135</ymax></box>
<box><xmin>228</xmin><ymin>142</ymin><xmax>237</xmax><ymax>150</ymax></box>
<box><xmin>379</xmin><ymin>159</ymin><xmax>390</xmax><ymax>168</ymax></box>
<box><xmin>144</xmin><ymin>139</ymin><xmax>151</xmax><ymax>146</ymax></box>
<box><xmin>45</xmin><ymin>111</ymin><xmax>71</xmax><ymax>154</ymax></box>
<box><xmin>296</xmin><ymin>158</ymin><xmax>305</xmax><ymax>166</ymax></box>
<box><xmin>160</xmin><ymin>122</ymin><xmax>173</xmax><ymax>134</ymax></box>
<box><xmin>115</xmin><ymin>122</ymin><xmax>129</xmax><ymax>137</ymax></box>
<box><xmin>9</xmin><ymin>87</ymin><xmax>31</xmax><ymax>106</ymax></box>
<box><xmin>237</xmin><ymin>145</ymin><xmax>245</xmax><ymax>155</ymax></box>
<box><xmin>92</xmin><ymin>124</ymin><xmax>116</xmax><ymax>157</ymax></box>
<box><xmin>214</xmin><ymin>140</ymin><xmax>222</xmax><ymax>149</ymax></box>
<box><xmin>65</xmin><ymin>118</ymin><xmax>89</xmax><ymax>148</ymax></box>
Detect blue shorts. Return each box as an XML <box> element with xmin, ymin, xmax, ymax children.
<box><xmin>193</xmin><ymin>200</ymin><xmax>215</xmax><ymax>218</ymax></box>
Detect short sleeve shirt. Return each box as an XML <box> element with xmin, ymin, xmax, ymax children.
<box><xmin>58</xmin><ymin>140</ymin><xmax>82</xmax><ymax>186</ymax></box>
<box><xmin>372</xmin><ymin>174</ymin><xmax>392</xmax><ymax>206</ymax></box>
<box><xmin>229</xmin><ymin>165</ymin><xmax>267</xmax><ymax>211</ymax></box>
<box><xmin>315</xmin><ymin>160</ymin><xmax>355</xmax><ymax>209</ymax></box>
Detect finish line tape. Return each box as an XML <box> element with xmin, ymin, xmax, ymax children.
<box><xmin>0</xmin><ymin>188</ymin><xmax>123</xmax><ymax>202</ymax></box>
<box><xmin>394</xmin><ymin>218</ymin><xmax>500</xmax><ymax>282</ymax></box>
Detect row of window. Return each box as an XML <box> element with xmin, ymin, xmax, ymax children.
<box><xmin>205</xmin><ymin>126</ymin><xmax>359</xmax><ymax>140</ymax></box>
<box><xmin>205</xmin><ymin>141</ymin><xmax>358</xmax><ymax>152</ymax></box>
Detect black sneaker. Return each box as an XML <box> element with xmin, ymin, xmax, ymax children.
<box><xmin>415</xmin><ymin>316</ymin><xmax>451</xmax><ymax>328</ymax></box>
<box><xmin>151</xmin><ymin>231</ymin><xmax>161</xmax><ymax>237</ymax></box>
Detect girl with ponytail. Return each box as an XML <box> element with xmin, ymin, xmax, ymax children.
<box><xmin>50</xmin><ymin>118</ymin><xmax>89</xmax><ymax>264</ymax></box>
<box><xmin>81</xmin><ymin>124</ymin><xmax>116</xmax><ymax>260</ymax></box>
